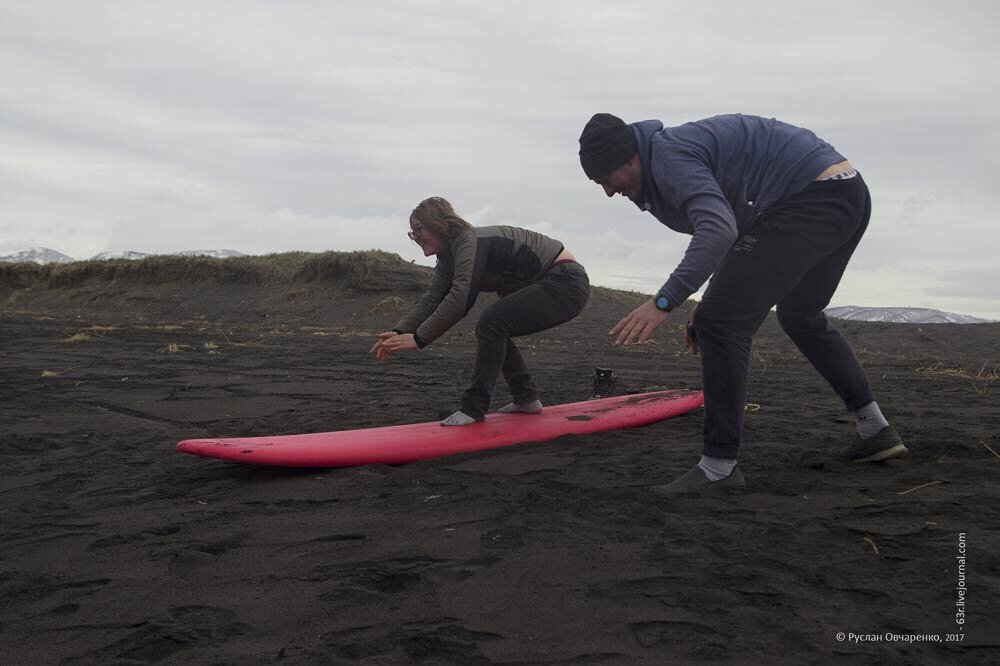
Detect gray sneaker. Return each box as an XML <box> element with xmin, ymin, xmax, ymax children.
<box><xmin>846</xmin><ymin>425</ymin><xmax>908</xmax><ymax>463</ymax></box>
<box><xmin>651</xmin><ymin>464</ymin><xmax>746</xmax><ymax>495</ymax></box>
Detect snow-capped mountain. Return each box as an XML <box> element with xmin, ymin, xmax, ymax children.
<box><xmin>90</xmin><ymin>251</ymin><xmax>151</xmax><ymax>261</ymax></box>
<box><xmin>826</xmin><ymin>306</ymin><xmax>996</xmax><ymax>325</ymax></box>
<box><xmin>0</xmin><ymin>247</ymin><xmax>76</xmax><ymax>264</ymax></box>
<box><xmin>174</xmin><ymin>249</ymin><xmax>246</xmax><ymax>259</ymax></box>
<box><xmin>91</xmin><ymin>249</ymin><xmax>245</xmax><ymax>260</ymax></box>
<box><xmin>2</xmin><ymin>248</ymin><xmax>248</xmax><ymax>264</ymax></box>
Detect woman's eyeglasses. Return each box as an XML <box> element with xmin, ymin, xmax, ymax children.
<box><xmin>407</xmin><ymin>226</ymin><xmax>423</xmax><ymax>241</ymax></box>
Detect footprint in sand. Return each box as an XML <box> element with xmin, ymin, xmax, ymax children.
<box><xmin>167</xmin><ymin>550</ymin><xmax>218</xmax><ymax>576</ymax></box>
<box><xmin>88</xmin><ymin>606</ymin><xmax>252</xmax><ymax>663</ymax></box>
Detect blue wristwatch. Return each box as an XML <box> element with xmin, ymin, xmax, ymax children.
<box><xmin>654</xmin><ymin>293</ymin><xmax>674</xmax><ymax>312</ymax></box>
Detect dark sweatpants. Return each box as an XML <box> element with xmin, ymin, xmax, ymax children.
<box><xmin>460</xmin><ymin>262</ymin><xmax>590</xmax><ymax>420</ymax></box>
<box><xmin>693</xmin><ymin>175</ymin><xmax>876</xmax><ymax>460</ymax></box>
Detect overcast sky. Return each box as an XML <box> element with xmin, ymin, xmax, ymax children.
<box><xmin>2</xmin><ymin>1</ymin><xmax>998</xmax><ymax>318</ymax></box>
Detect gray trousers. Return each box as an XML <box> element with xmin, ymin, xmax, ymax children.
<box><xmin>460</xmin><ymin>262</ymin><xmax>590</xmax><ymax>419</ymax></box>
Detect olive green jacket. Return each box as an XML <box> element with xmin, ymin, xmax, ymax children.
<box><xmin>393</xmin><ymin>225</ymin><xmax>564</xmax><ymax>347</ymax></box>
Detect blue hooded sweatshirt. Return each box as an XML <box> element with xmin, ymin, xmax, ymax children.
<box><xmin>630</xmin><ymin>114</ymin><xmax>846</xmax><ymax>306</ymax></box>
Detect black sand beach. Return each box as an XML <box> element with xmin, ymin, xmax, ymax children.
<box><xmin>2</xmin><ymin>253</ymin><xmax>999</xmax><ymax>664</ymax></box>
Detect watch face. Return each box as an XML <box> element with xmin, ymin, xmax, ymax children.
<box><xmin>656</xmin><ymin>295</ymin><xmax>669</xmax><ymax>310</ymax></box>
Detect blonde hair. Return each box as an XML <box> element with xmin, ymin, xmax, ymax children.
<box><xmin>411</xmin><ymin>197</ymin><xmax>474</xmax><ymax>239</ymax></box>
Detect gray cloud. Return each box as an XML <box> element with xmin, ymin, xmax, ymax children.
<box><xmin>927</xmin><ymin>266</ymin><xmax>1000</xmax><ymax>299</ymax></box>
<box><xmin>2</xmin><ymin>1</ymin><xmax>998</xmax><ymax>318</ymax></box>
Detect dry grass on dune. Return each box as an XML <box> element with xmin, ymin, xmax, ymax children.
<box><xmin>0</xmin><ymin>250</ymin><xmax>431</xmax><ymax>291</ymax></box>
<box><xmin>295</xmin><ymin>251</ymin><xmax>429</xmax><ymax>291</ymax></box>
<box><xmin>589</xmin><ymin>285</ymin><xmax>651</xmax><ymax>308</ymax></box>
<box><xmin>0</xmin><ymin>251</ymin><xmax>669</xmax><ymax>324</ymax></box>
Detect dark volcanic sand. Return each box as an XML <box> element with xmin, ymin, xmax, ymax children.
<box><xmin>2</xmin><ymin>291</ymin><xmax>999</xmax><ymax>665</ymax></box>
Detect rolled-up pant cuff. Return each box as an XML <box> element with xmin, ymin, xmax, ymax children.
<box><xmin>458</xmin><ymin>401</ymin><xmax>486</xmax><ymax>421</ymax></box>
<box><xmin>701</xmin><ymin>440</ymin><xmax>740</xmax><ymax>460</ymax></box>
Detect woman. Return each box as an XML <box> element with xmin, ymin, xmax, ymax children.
<box><xmin>371</xmin><ymin>197</ymin><xmax>589</xmax><ymax>425</ymax></box>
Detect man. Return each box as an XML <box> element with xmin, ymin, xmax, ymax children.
<box><xmin>578</xmin><ymin>113</ymin><xmax>907</xmax><ymax>493</ymax></box>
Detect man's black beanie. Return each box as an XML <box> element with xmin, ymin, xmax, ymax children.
<box><xmin>578</xmin><ymin>113</ymin><xmax>637</xmax><ymax>180</ymax></box>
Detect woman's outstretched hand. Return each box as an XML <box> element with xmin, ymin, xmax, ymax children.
<box><xmin>370</xmin><ymin>331</ymin><xmax>396</xmax><ymax>361</ymax></box>
<box><xmin>609</xmin><ymin>298</ymin><xmax>669</xmax><ymax>346</ymax></box>
<box><xmin>383</xmin><ymin>333</ymin><xmax>417</xmax><ymax>352</ymax></box>
<box><xmin>370</xmin><ymin>332</ymin><xmax>418</xmax><ymax>361</ymax></box>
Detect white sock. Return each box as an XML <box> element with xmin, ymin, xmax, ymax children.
<box><xmin>697</xmin><ymin>455</ymin><xmax>737</xmax><ymax>481</ymax></box>
<box><xmin>441</xmin><ymin>410</ymin><xmax>478</xmax><ymax>426</ymax></box>
<box><xmin>498</xmin><ymin>400</ymin><xmax>543</xmax><ymax>414</ymax></box>
<box><xmin>854</xmin><ymin>401</ymin><xmax>889</xmax><ymax>439</ymax></box>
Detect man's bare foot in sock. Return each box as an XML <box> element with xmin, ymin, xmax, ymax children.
<box><xmin>498</xmin><ymin>399</ymin><xmax>543</xmax><ymax>414</ymax></box>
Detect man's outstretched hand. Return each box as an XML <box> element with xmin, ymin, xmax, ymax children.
<box><xmin>609</xmin><ymin>298</ymin><xmax>669</xmax><ymax>346</ymax></box>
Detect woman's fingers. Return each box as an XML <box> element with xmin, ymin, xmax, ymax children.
<box><xmin>381</xmin><ymin>333</ymin><xmax>417</xmax><ymax>352</ymax></box>
<box><xmin>371</xmin><ymin>331</ymin><xmax>401</xmax><ymax>353</ymax></box>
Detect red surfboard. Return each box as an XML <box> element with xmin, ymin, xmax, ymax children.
<box><xmin>176</xmin><ymin>389</ymin><xmax>702</xmax><ymax>468</ymax></box>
